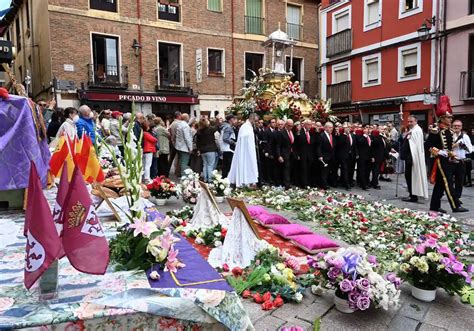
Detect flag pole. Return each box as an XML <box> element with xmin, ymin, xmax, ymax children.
<box><xmin>93</xmin><ymin>182</ymin><xmax>122</xmax><ymax>222</ymax></box>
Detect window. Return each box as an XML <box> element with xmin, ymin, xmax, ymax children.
<box><xmin>92</xmin><ymin>34</ymin><xmax>120</xmax><ymax>83</ymax></box>
<box><xmin>287</xmin><ymin>5</ymin><xmax>302</xmax><ymax>40</ymax></box>
<box><xmin>158</xmin><ymin>42</ymin><xmax>182</xmax><ymax>86</ymax></box>
<box><xmin>208</xmin><ymin>0</ymin><xmax>222</xmax><ymax>12</ymax></box>
<box><xmin>245</xmin><ymin>53</ymin><xmax>263</xmax><ymax>82</ymax></box>
<box><xmin>364</xmin><ymin>0</ymin><xmax>381</xmax><ymax>31</ymax></box>
<box><xmin>332</xmin><ymin>6</ymin><xmax>351</xmax><ymax>34</ymax></box>
<box><xmin>15</xmin><ymin>17</ymin><xmax>21</xmax><ymax>52</ymax></box>
<box><xmin>470</xmin><ymin>0</ymin><xmax>474</xmax><ymax>15</ymax></box>
<box><xmin>245</xmin><ymin>0</ymin><xmax>264</xmax><ymax>35</ymax></box>
<box><xmin>208</xmin><ymin>49</ymin><xmax>224</xmax><ymax>75</ymax></box>
<box><xmin>158</xmin><ymin>0</ymin><xmax>180</xmax><ymax>22</ymax></box>
<box><xmin>362</xmin><ymin>53</ymin><xmax>381</xmax><ymax>87</ymax></box>
<box><xmin>399</xmin><ymin>0</ymin><xmax>422</xmax><ymax>19</ymax></box>
<box><xmin>332</xmin><ymin>62</ymin><xmax>350</xmax><ymax>84</ymax></box>
<box><xmin>398</xmin><ymin>43</ymin><xmax>421</xmax><ymax>81</ymax></box>
<box><xmin>90</xmin><ymin>0</ymin><xmax>117</xmax><ymax>12</ymax></box>
<box><xmin>286</xmin><ymin>57</ymin><xmax>303</xmax><ymax>83</ymax></box>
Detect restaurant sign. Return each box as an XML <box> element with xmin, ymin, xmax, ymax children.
<box><xmin>79</xmin><ymin>91</ymin><xmax>199</xmax><ymax>104</ymax></box>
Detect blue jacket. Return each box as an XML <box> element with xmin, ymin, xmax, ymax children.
<box><xmin>76</xmin><ymin>117</ymin><xmax>96</xmax><ymax>143</ymax></box>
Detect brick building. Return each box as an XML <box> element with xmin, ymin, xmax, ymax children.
<box><xmin>320</xmin><ymin>0</ymin><xmax>440</xmax><ymax>130</ymax></box>
<box><xmin>1</xmin><ymin>0</ymin><xmax>319</xmax><ymax>118</ymax></box>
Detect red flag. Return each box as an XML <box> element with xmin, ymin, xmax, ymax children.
<box><xmin>24</xmin><ymin>162</ymin><xmax>61</xmax><ymax>290</ymax></box>
<box><xmin>61</xmin><ymin>167</ymin><xmax>109</xmax><ymax>274</ymax></box>
<box><xmin>52</xmin><ymin>162</ymin><xmax>69</xmax><ymax>258</ymax></box>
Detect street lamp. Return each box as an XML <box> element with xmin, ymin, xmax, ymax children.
<box><xmin>131</xmin><ymin>39</ymin><xmax>142</xmax><ymax>57</ymax></box>
<box><xmin>417</xmin><ymin>16</ymin><xmax>436</xmax><ymax>41</ymax></box>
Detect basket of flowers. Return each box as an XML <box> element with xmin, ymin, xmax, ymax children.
<box><xmin>307</xmin><ymin>246</ymin><xmax>401</xmax><ymax>313</ymax></box>
<box><xmin>177</xmin><ymin>169</ymin><xmax>201</xmax><ymax>204</ymax></box>
<box><xmin>398</xmin><ymin>237</ymin><xmax>473</xmax><ymax>302</ymax></box>
<box><xmin>146</xmin><ymin>176</ymin><xmax>178</xmax><ymax>206</ymax></box>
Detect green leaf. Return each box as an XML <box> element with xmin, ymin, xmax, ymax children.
<box><xmin>314</xmin><ymin>318</ymin><xmax>321</xmax><ymax>331</ymax></box>
<box><xmin>134</xmin><ymin>237</ymin><xmax>149</xmax><ymax>259</ymax></box>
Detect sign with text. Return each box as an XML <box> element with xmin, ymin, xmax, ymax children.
<box><xmin>196</xmin><ymin>48</ymin><xmax>203</xmax><ymax>83</ymax></box>
<box><xmin>79</xmin><ymin>91</ymin><xmax>199</xmax><ymax>104</ymax></box>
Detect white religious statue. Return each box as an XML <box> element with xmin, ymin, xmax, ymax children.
<box><xmin>274</xmin><ymin>49</ymin><xmax>286</xmax><ymax>74</ymax></box>
<box><xmin>228</xmin><ymin>113</ymin><xmax>259</xmax><ymax>187</ymax></box>
<box><xmin>208</xmin><ymin>207</ymin><xmax>267</xmax><ymax>269</ymax></box>
<box><xmin>185</xmin><ymin>185</ymin><xmax>229</xmax><ymax>231</ymax></box>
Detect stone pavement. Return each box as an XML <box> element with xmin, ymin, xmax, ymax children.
<box><xmin>160</xmin><ymin>174</ymin><xmax>474</xmax><ymax>331</ymax></box>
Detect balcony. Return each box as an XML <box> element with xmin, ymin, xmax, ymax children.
<box><xmin>327</xmin><ymin>81</ymin><xmax>352</xmax><ymax>105</ymax></box>
<box><xmin>245</xmin><ymin>16</ymin><xmax>265</xmax><ymax>35</ymax></box>
<box><xmin>327</xmin><ymin>29</ymin><xmax>352</xmax><ymax>58</ymax></box>
<box><xmin>287</xmin><ymin>22</ymin><xmax>303</xmax><ymax>41</ymax></box>
<box><xmin>460</xmin><ymin>70</ymin><xmax>474</xmax><ymax>101</ymax></box>
<box><xmin>87</xmin><ymin>64</ymin><xmax>128</xmax><ymax>89</ymax></box>
<box><xmin>155</xmin><ymin>69</ymin><xmax>192</xmax><ymax>94</ymax></box>
<box><xmin>158</xmin><ymin>2</ymin><xmax>180</xmax><ymax>22</ymax></box>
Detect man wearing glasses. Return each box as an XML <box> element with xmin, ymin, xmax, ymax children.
<box><xmin>36</xmin><ymin>98</ymin><xmax>56</xmax><ymax>126</ymax></box>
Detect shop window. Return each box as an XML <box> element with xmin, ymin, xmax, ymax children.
<box><xmin>90</xmin><ymin>0</ymin><xmax>117</xmax><ymax>12</ymax></box>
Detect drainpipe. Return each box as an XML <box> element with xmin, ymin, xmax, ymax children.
<box><xmin>137</xmin><ymin>0</ymin><xmax>144</xmax><ymax>91</ymax></box>
<box><xmin>231</xmin><ymin>0</ymin><xmax>235</xmax><ymax>97</ymax></box>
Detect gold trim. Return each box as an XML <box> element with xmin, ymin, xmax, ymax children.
<box><xmin>170</xmin><ymin>270</ymin><xmax>226</xmax><ymax>287</ymax></box>
<box><xmin>436</xmin><ymin>158</ymin><xmax>457</xmax><ymax>208</ymax></box>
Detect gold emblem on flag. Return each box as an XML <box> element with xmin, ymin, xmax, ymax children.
<box><xmin>68</xmin><ymin>201</ymin><xmax>86</xmax><ymax>228</ymax></box>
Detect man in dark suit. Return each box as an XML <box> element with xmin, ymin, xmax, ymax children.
<box><xmin>276</xmin><ymin>119</ymin><xmax>295</xmax><ymax>189</ymax></box>
<box><xmin>263</xmin><ymin>119</ymin><xmax>277</xmax><ymax>185</ymax></box>
<box><xmin>317</xmin><ymin>121</ymin><xmax>336</xmax><ymax>190</ymax></box>
<box><xmin>369</xmin><ymin>129</ymin><xmax>386</xmax><ymax>189</ymax></box>
<box><xmin>335</xmin><ymin>126</ymin><xmax>357</xmax><ymax>190</ymax></box>
<box><xmin>295</xmin><ymin>120</ymin><xmax>317</xmax><ymax>187</ymax></box>
<box><xmin>355</xmin><ymin>127</ymin><xmax>371</xmax><ymax>190</ymax></box>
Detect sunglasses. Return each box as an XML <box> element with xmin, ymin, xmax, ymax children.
<box><xmin>38</xmin><ymin>103</ymin><xmax>47</xmax><ymax>107</ymax></box>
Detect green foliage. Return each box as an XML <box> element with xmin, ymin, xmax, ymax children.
<box><xmin>109</xmin><ymin>227</ymin><xmax>156</xmax><ymax>271</ymax></box>
<box><xmin>227</xmin><ymin>266</ymin><xmax>269</xmax><ymax>295</ymax></box>
<box><xmin>460</xmin><ymin>286</ymin><xmax>474</xmax><ymax>306</ymax></box>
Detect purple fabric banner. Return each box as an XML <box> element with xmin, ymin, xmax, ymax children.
<box><xmin>0</xmin><ymin>96</ymin><xmax>50</xmax><ymax>190</ymax></box>
<box><xmin>147</xmin><ymin>234</ymin><xmax>233</xmax><ymax>292</ymax></box>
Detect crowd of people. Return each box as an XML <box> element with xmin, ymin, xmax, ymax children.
<box><xmin>40</xmin><ymin>99</ymin><xmax>473</xmax><ymax>214</ymax></box>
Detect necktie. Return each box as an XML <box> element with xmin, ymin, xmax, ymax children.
<box><xmin>288</xmin><ymin>130</ymin><xmax>294</xmax><ymax>144</ymax></box>
<box><xmin>306</xmin><ymin>130</ymin><xmax>310</xmax><ymax>144</ymax></box>
<box><xmin>348</xmin><ymin>134</ymin><xmax>352</xmax><ymax>146</ymax></box>
<box><xmin>366</xmin><ymin>136</ymin><xmax>371</xmax><ymax>147</ymax></box>
<box><xmin>329</xmin><ymin>133</ymin><xmax>333</xmax><ymax>147</ymax></box>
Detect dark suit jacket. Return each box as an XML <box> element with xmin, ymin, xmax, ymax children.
<box><xmin>276</xmin><ymin>129</ymin><xmax>294</xmax><ymax>159</ymax></box>
<box><xmin>317</xmin><ymin>132</ymin><xmax>335</xmax><ymax>162</ymax></box>
<box><xmin>356</xmin><ymin>135</ymin><xmax>371</xmax><ymax>160</ymax></box>
<box><xmin>335</xmin><ymin>133</ymin><xmax>357</xmax><ymax>161</ymax></box>
<box><xmin>370</xmin><ymin>135</ymin><xmax>386</xmax><ymax>163</ymax></box>
<box><xmin>295</xmin><ymin>129</ymin><xmax>316</xmax><ymax>161</ymax></box>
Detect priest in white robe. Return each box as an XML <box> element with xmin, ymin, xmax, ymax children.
<box><xmin>228</xmin><ymin>114</ymin><xmax>259</xmax><ymax>187</ymax></box>
<box><xmin>402</xmin><ymin>116</ymin><xmax>429</xmax><ymax>202</ymax></box>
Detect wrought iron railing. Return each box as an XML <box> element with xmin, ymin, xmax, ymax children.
<box><xmin>155</xmin><ymin>69</ymin><xmax>191</xmax><ymax>93</ymax></box>
<box><xmin>87</xmin><ymin>64</ymin><xmax>128</xmax><ymax>89</ymax></box>
<box><xmin>287</xmin><ymin>22</ymin><xmax>303</xmax><ymax>41</ymax></box>
<box><xmin>245</xmin><ymin>15</ymin><xmax>265</xmax><ymax>35</ymax></box>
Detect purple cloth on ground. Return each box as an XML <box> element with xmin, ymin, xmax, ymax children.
<box><xmin>147</xmin><ymin>234</ymin><xmax>233</xmax><ymax>291</ymax></box>
<box><xmin>0</xmin><ymin>96</ymin><xmax>50</xmax><ymax>190</ymax></box>
<box><xmin>145</xmin><ymin>206</ymin><xmax>166</xmax><ymax>222</ymax></box>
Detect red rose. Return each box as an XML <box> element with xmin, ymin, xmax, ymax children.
<box><xmin>327</xmin><ymin>197</ymin><xmax>333</xmax><ymax>203</ymax></box>
<box><xmin>242</xmin><ymin>290</ymin><xmax>251</xmax><ymax>298</ymax></box>
<box><xmin>253</xmin><ymin>293</ymin><xmax>263</xmax><ymax>304</ymax></box>
<box><xmin>261</xmin><ymin>300</ymin><xmax>274</xmax><ymax>310</ymax></box>
<box><xmin>222</xmin><ymin>264</ymin><xmax>230</xmax><ymax>272</ymax></box>
<box><xmin>181</xmin><ymin>221</ymin><xmax>187</xmax><ymax>227</ymax></box>
<box><xmin>180</xmin><ymin>231</ymin><xmax>186</xmax><ymax>236</ymax></box>
<box><xmin>273</xmin><ymin>296</ymin><xmax>284</xmax><ymax>307</ymax></box>
<box><xmin>262</xmin><ymin>291</ymin><xmax>272</xmax><ymax>302</ymax></box>
<box><xmin>232</xmin><ymin>267</ymin><xmax>243</xmax><ymax>277</ymax></box>
<box><xmin>221</xmin><ymin>228</ymin><xmax>227</xmax><ymax>237</ymax></box>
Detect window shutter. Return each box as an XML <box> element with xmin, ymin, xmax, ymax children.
<box><xmin>208</xmin><ymin>0</ymin><xmax>221</xmax><ymax>11</ymax></box>
<box><xmin>335</xmin><ymin>13</ymin><xmax>349</xmax><ymax>32</ymax></box>
<box><xmin>366</xmin><ymin>60</ymin><xmax>378</xmax><ymax>82</ymax></box>
<box><xmin>403</xmin><ymin>51</ymin><xmax>417</xmax><ymax>68</ymax></box>
<box><xmin>367</xmin><ymin>1</ymin><xmax>379</xmax><ymax>25</ymax></box>
<box><xmin>334</xmin><ymin>68</ymin><xmax>348</xmax><ymax>83</ymax></box>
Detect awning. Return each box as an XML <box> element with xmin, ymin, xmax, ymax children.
<box><xmin>78</xmin><ymin>90</ymin><xmax>199</xmax><ymax>105</ymax></box>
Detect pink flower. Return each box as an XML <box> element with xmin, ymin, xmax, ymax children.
<box><xmin>415</xmin><ymin>245</ymin><xmax>426</xmax><ymax>255</ymax></box>
<box><xmin>160</xmin><ymin>230</ymin><xmax>175</xmax><ymax>251</ymax></box>
<box><xmin>438</xmin><ymin>245</ymin><xmax>452</xmax><ymax>256</ymax></box>
<box><xmin>129</xmin><ymin>220</ymin><xmax>156</xmax><ymax>238</ymax></box>
<box><xmin>164</xmin><ymin>248</ymin><xmax>180</xmax><ymax>273</ymax></box>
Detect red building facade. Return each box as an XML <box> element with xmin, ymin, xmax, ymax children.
<box><xmin>320</xmin><ymin>0</ymin><xmax>441</xmax><ymax>130</ymax></box>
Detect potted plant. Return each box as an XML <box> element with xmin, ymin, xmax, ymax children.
<box><xmin>210</xmin><ymin>170</ymin><xmax>231</xmax><ymax>203</ymax></box>
<box><xmin>146</xmin><ymin>176</ymin><xmax>177</xmax><ymax>206</ymax></box>
<box><xmin>307</xmin><ymin>246</ymin><xmax>401</xmax><ymax>313</ymax></box>
<box><xmin>398</xmin><ymin>238</ymin><xmax>473</xmax><ymax>302</ymax></box>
